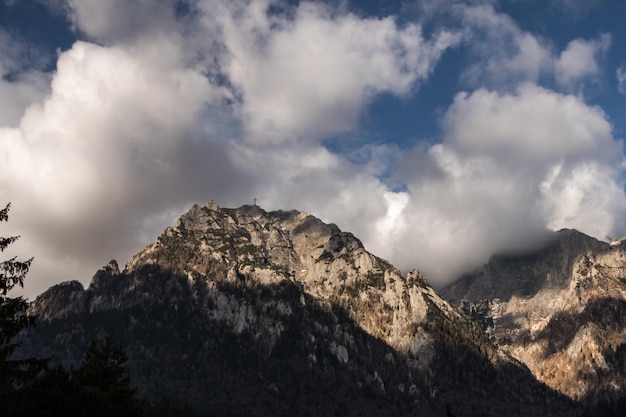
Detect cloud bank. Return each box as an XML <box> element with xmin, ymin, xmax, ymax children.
<box><xmin>2</xmin><ymin>0</ymin><xmax>625</xmax><ymax>297</ymax></box>
<box><xmin>388</xmin><ymin>84</ymin><xmax>625</xmax><ymax>280</ymax></box>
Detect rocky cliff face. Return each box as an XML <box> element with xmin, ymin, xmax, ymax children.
<box><xmin>21</xmin><ymin>202</ymin><xmax>575</xmax><ymax>416</ymax></box>
<box><xmin>442</xmin><ymin>229</ymin><xmax>626</xmax><ymax>406</ymax></box>
<box><xmin>123</xmin><ymin>202</ymin><xmax>461</xmax><ymax>363</ymax></box>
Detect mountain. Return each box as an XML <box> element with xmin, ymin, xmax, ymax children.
<box><xmin>441</xmin><ymin>228</ymin><xmax>626</xmax><ymax>410</ymax></box>
<box><xmin>19</xmin><ymin>202</ymin><xmax>576</xmax><ymax>416</ymax></box>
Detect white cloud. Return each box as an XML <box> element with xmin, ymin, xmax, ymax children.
<box><xmin>1</xmin><ymin>0</ymin><xmax>459</xmax><ymax>297</ymax></box>
<box><xmin>540</xmin><ymin>162</ymin><xmax>626</xmax><ymax>237</ymax></box>
<box><xmin>458</xmin><ymin>4</ymin><xmax>553</xmax><ymax>87</ymax></box>
<box><xmin>383</xmin><ymin>84</ymin><xmax>626</xmax><ymax>283</ymax></box>
<box><xmin>207</xmin><ymin>0</ymin><xmax>459</xmax><ymax>143</ymax></box>
<box><xmin>617</xmin><ymin>66</ymin><xmax>626</xmax><ymax>95</ymax></box>
<box><xmin>555</xmin><ymin>34</ymin><xmax>611</xmax><ymax>91</ymax></box>
<box><xmin>44</xmin><ymin>0</ymin><xmax>181</xmax><ymax>43</ymax></box>
<box><xmin>3</xmin><ymin>0</ymin><xmax>625</xmax><ymax>299</ymax></box>
<box><xmin>230</xmin><ymin>84</ymin><xmax>626</xmax><ymax>287</ymax></box>
<box><xmin>58</xmin><ymin>0</ymin><xmax>461</xmax><ymax>144</ymax></box>
<box><xmin>457</xmin><ymin>5</ymin><xmax>611</xmax><ymax>95</ymax></box>
<box><xmin>443</xmin><ymin>85</ymin><xmax>625</xmax><ymax>238</ymax></box>
<box><xmin>1</xmin><ymin>39</ymin><xmax>240</xmax><ymax>294</ymax></box>
<box><xmin>443</xmin><ymin>83</ymin><xmax>616</xmax><ymax>162</ymax></box>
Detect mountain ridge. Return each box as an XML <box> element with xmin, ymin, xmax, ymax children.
<box><xmin>19</xmin><ymin>201</ymin><xmax>577</xmax><ymax>416</ymax></box>
<box><xmin>441</xmin><ymin>227</ymin><xmax>626</xmax><ymax>407</ymax></box>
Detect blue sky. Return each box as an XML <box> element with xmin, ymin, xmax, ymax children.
<box><xmin>2</xmin><ymin>0</ymin><xmax>626</xmax><ymax>297</ymax></box>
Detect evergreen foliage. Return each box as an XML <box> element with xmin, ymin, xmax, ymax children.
<box><xmin>1</xmin><ymin>204</ymin><xmax>145</xmax><ymax>416</ymax></box>
<box><xmin>0</xmin><ymin>203</ymin><xmax>43</xmax><ymax>393</ymax></box>
<box><xmin>72</xmin><ymin>338</ymin><xmax>142</xmax><ymax>417</ymax></box>
<box><xmin>6</xmin><ymin>338</ymin><xmax>143</xmax><ymax>417</ymax></box>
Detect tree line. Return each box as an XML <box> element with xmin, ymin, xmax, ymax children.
<box><xmin>0</xmin><ymin>203</ymin><xmax>143</xmax><ymax>417</ymax></box>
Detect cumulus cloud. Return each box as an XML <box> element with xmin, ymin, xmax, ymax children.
<box><xmin>3</xmin><ymin>0</ymin><xmax>626</xmax><ymax>298</ymax></box>
<box><xmin>232</xmin><ymin>16</ymin><xmax>626</xmax><ymax>286</ymax></box>
<box><xmin>1</xmin><ymin>0</ymin><xmax>461</xmax><ymax>297</ymax></box>
<box><xmin>204</xmin><ymin>1</ymin><xmax>459</xmax><ymax>143</ymax></box>
<box><xmin>540</xmin><ymin>162</ymin><xmax>626</xmax><ymax>238</ymax></box>
<box><xmin>456</xmin><ymin>5</ymin><xmax>611</xmax><ymax>95</ymax></box>
<box><xmin>457</xmin><ymin>4</ymin><xmax>553</xmax><ymax>88</ymax></box>
<box><xmin>243</xmin><ymin>86</ymin><xmax>626</xmax><ymax>286</ymax></box>
<box><xmin>443</xmin><ymin>84</ymin><xmax>616</xmax><ymax>162</ymax></box>
<box><xmin>555</xmin><ymin>34</ymin><xmax>611</xmax><ymax>91</ymax></box>
<box><xmin>381</xmin><ymin>84</ymin><xmax>626</xmax><ymax>283</ymax></box>
<box><xmin>35</xmin><ymin>0</ymin><xmax>182</xmax><ymax>43</ymax></box>
<box><xmin>1</xmin><ymin>38</ymin><xmax>243</xmax><ymax>295</ymax></box>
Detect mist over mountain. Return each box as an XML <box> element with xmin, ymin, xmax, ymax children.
<box><xmin>442</xmin><ymin>228</ymin><xmax>626</xmax><ymax>412</ymax></box>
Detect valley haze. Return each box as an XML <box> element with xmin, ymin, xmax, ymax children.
<box><xmin>2</xmin><ymin>0</ymin><xmax>626</xmax><ymax>299</ymax></box>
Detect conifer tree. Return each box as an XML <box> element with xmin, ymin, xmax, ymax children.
<box><xmin>0</xmin><ymin>203</ymin><xmax>42</xmax><ymax>392</ymax></box>
<box><xmin>74</xmin><ymin>338</ymin><xmax>141</xmax><ymax>416</ymax></box>
<box><xmin>1</xmin><ymin>204</ymin><xmax>144</xmax><ymax>416</ymax></box>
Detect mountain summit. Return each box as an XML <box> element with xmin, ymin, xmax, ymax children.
<box><xmin>442</xmin><ymin>228</ymin><xmax>626</xmax><ymax>408</ymax></box>
<box><xmin>22</xmin><ymin>201</ymin><xmax>575</xmax><ymax>416</ymax></box>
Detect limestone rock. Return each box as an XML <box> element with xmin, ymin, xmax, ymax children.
<box><xmin>22</xmin><ymin>201</ymin><xmax>577</xmax><ymax>416</ymax></box>
<box><xmin>442</xmin><ymin>228</ymin><xmax>626</xmax><ymax>404</ymax></box>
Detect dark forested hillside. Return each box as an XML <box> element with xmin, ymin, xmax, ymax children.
<box><xmin>17</xmin><ymin>202</ymin><xmax>579</xmax><ymax>416</ymax></box>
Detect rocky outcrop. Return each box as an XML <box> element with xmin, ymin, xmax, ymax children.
<box><xmin>124</xmin><ymin>202</ymin><xmax>449</xmax><ymax>360</ymax></box>
<box><xmin>442</xmin><ymin>229</ymin><xmax>626</xmax><ymax>406</ymax></box>
<box><xmin>22</xmin><ymin>201</ymin><xmax>576</xmax><ymax>416</ymax></box>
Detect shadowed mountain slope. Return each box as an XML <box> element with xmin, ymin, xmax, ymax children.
<box><xmin>442</xmin><ymin>229</ymin><xmax>626</xmax><ymax>410</ymax></box>
<box><xmin>20</xmin><ymin>202</ymin><xmax>577</xmax><ymax>416</ymax></box>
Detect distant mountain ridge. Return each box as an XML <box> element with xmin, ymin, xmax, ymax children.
<box><xmin>441</xmin><ymin>228</ymin><xmax>626</xmax><ymax>409</ymax></box>
<box><xmin>19</xmin><ymin>201</ymin><xmax>576</xmax><ymax>416</ymax></box>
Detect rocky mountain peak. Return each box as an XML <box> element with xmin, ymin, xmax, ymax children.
<box><xmin>23</xmin><ymin>201</ymin><xmax>578</xmax><ymax>416</ymax></box>
<box><xmin>442</xmin><ymin>228</ymin><xmax>626</xmax><ymax>404</ymax></box>
<box><xmin>120</xmin><ymin>201</ymin><xmax>440</xmax><ymax>355</ymax></box>
<box><xmin>30</xmin><ymin>280</ymin><xmax>85</xmax><ymax>321</ymax></box>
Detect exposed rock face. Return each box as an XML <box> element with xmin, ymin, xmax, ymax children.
<box><xmin>442</xmin><ymin>229</ymin><xmax>626</xmax><ymax>405</ymax></box>
<box><xmin>125</xmin><ymin>203</ymin><xmax>444</xmax><ymax>359</ymax></box>
<box><xmin>22</xmin><ymin>202</ymin><xmax>575</xmax><ymax>416</ymax></box>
